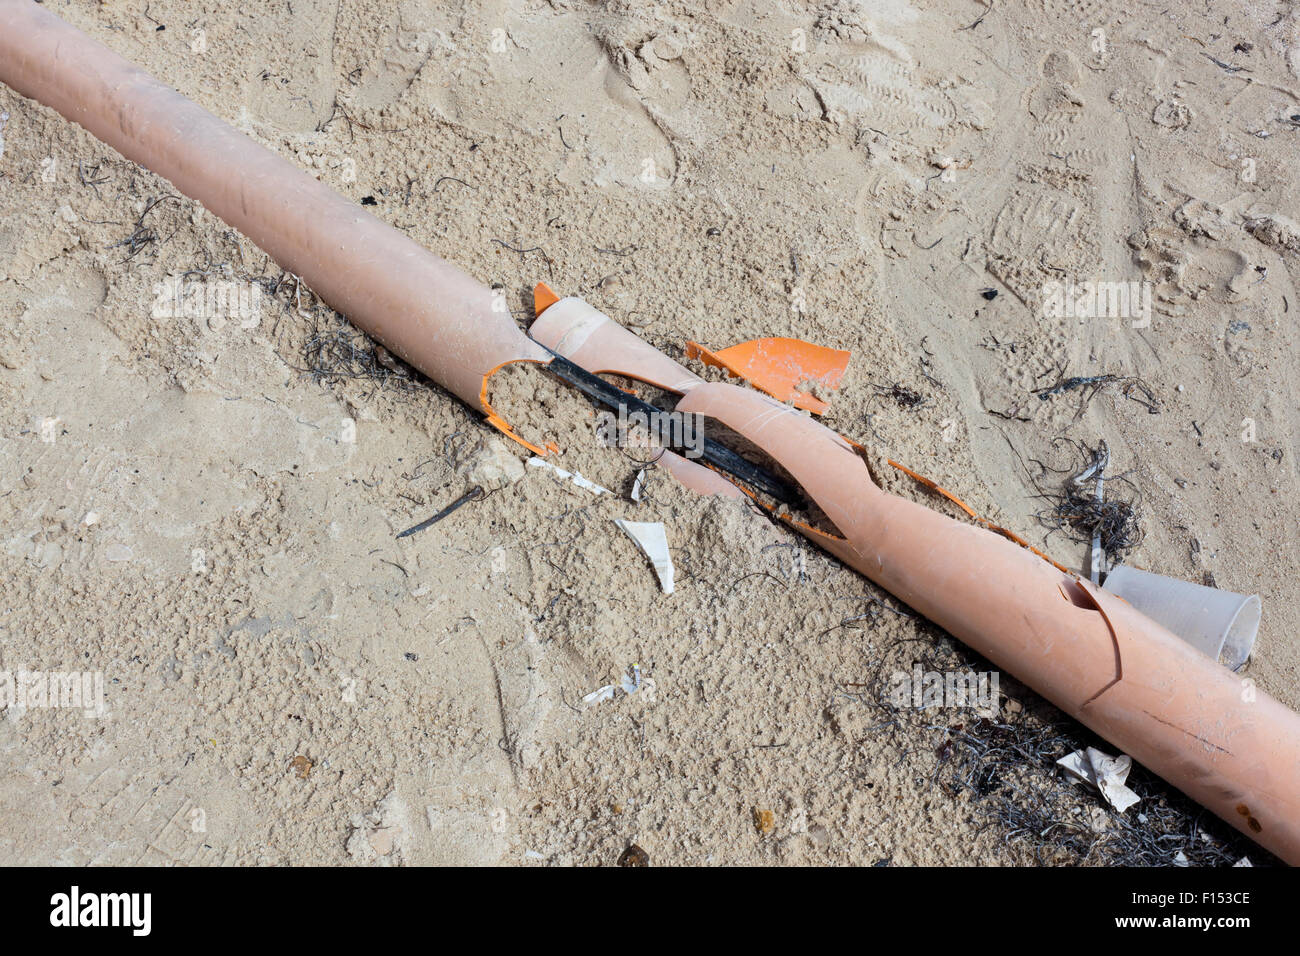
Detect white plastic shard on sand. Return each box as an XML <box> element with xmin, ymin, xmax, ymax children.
<box><xmin>1057</xmin><ymin>746</ymin><xmax>1141</xmax><ymax>813</ymax></box>
<box><xmin>581</xmin><ymin>665</ymin><xmax>656</xmax><ymax>709</ymax></box>
<box><xmin>614</xmin><ymin>519</ymin><xmax>675</xmax><ymax>594</ymax></box>
<box><xmin>527</xmin><ymin>456</ymin><xmax>611</xmax><ymax>495</ymax></box>
<box><xmin>581</xmin><ymin>685</ymin><xmax>617</xmax><ymax>707</ymax></box>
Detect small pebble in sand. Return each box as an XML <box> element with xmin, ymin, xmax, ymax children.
<box><xmin>618</xmin><ymin>844</ymin><xmax>650</xmax><ymax>867</ymax></box>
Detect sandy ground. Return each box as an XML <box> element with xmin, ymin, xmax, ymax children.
<box><xmin>1</xmin><ymin>0</ymin><xmax>1298</xmax><ymax>865</ymax></box>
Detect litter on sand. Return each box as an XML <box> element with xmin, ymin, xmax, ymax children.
<box><xmin>621</xmin><ymin>663</ymin><xmax>652</xmax><ymax>696</ymax></box>
<box><xmin>614</xmin><ymin>519</ymin><xmax>675</xmax><ymax>593</ymax></box>
<box><xmin>580</xmin><ymin>685</ymin><xmax>617</xmax><ymax>707</ymax></box>
<box><xmin>1056</xmin><ymin>747</ymin><xmax>1141</xmax><ymax>813</ymax></box>
<box><xmin>1076</xmin><ymin>439</ymin><xmax>1109</xmax><ymax>584</ymax></box>
<box><xmin>684</xmin><ymin>337</ymin><xmax>851</xmax><ymax>414</ymax></box>
<box><xmin>581</xmin><ymin>665</ymin><xmax>656</xmax><ymax>709</ymax></box>
<box><xmin>527</xmin><ymin>456</ymin><xmax>611</xmax><ymax>495</ymax></box>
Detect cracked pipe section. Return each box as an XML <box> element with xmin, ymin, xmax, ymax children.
<box><xmin>675</xmin><ymin>381</ymin><xmax>1300</xmax><ymax>863</ymax></box>
<box><xmin>534</xmin><ymin>295</ymin><xmax>1300</xmax><ymax>862</ymax></box>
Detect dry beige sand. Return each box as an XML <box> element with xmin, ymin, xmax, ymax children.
<box><xmin>1</xmin><ymin>0</ymin><xmax>1299</xmax><ymax>865</ymax></box>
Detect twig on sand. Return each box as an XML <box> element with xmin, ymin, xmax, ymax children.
<box><xmin>396</xmin><ymin>485</ymin><xmax>488</xmax><ymax>539</ymax></box>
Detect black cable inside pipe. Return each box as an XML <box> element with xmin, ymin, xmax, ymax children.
<box><xmin>539</xmin><ymin>350</ymin><xmax>804</xmax><ymax>507</ymax></box>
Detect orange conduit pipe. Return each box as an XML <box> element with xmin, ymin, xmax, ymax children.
<box><xmin>678</xmin><ymin>385</ymin><xmax>1300</xmax><ymax>861</ymax></box>
<box><xmin>0</xmin><ymin>0</ymin><xmax>549</xmax><ymax>414</ymax></box>
<box><xmin>3</xmin><ymin>1</ymin><xmax>1299</xmax><ymax>862</ymax></box>
<box><xmin>533</xmin><ymin>296</ymin><xmax>1300</xmax><ymax>865</ymax></box>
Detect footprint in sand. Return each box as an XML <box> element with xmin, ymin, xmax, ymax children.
<box><xmin>803</xmin><ymin>0</ymin><xmax>993</xmax><ymax>148</ymax></box>
<box><xmin>407</xmin><ymin>5</ymin><xmax>677</xmax><ymax>190</ymax></box>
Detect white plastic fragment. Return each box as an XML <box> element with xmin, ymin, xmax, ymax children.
<box><xmin>581</xmin><ymin>685</ymin><xmax>617</xmax><ymax>707</ymax></box>
<box><xmin>620</xmin><ymin>663</ymin><xmax>657</xmax><ymax>699</ymax></box>
<box><xmin>631</xmin><ymin>468</ymin><xmax>646</xmax><ymax>502</ymax></box>
<box><xmin>1056</xmin><ymin>750</ymin><xmax>1096</xmax><ymax>783</ymax></box>
<box><xmin>1086</xmin><ymin>442</ymin><xmax>1108</xmax><ymax>584</ymax></box>
<box><xmin>621</xmin><ymin>664</ymin><xmax>644</xmax><ymax>695</ymax></box>
<box><xmin>614</xmin><ymin>519</ymin><xmax>674</xmax><ymax>594</ymax></box>
<box><xmin>1234</xmin><ymin>856</ymin><xmax>1253</xmax><ymax>867</ymax></box>
<box><xmin>1056</xmin><ymin>746</ymin><xmax>1141</xmax><ymax>813</ymax></box>
<box><xmin>527</xmin><ymin>456</ymin><xmax>610</xmax><ymax>495</ymax></box>
<box><xmin>582</xmin><ymin>665</ymin><xmax>657</xmax><ymax>710</ymax></box>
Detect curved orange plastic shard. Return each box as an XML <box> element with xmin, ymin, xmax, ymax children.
<box><xmin>480</xmin><ymin>357</ymin><xmax>557</xmax><ymax>457</ymax></box>
<box><xmin>534</xmin><ymin>281</ymin><xmax>561</xmax><ymax>316</ymax></box>
<box><xmin>684</xmin><ymin>338</ymin><xmax>850</xmax><ymax>414</ymax></box>
<box><xmin>886</xmin><ymin>459</ymin><xmax>1071</xmax><ymax>574</ymax></box>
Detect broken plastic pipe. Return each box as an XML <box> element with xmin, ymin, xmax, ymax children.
<box><xmin>0</xmin><ymin>0</ymin><xmax>790</xmax><ymax>501</ymax></box>
<box><xmin>5</xmin><ymin>0</ymin><xmax>1299</xmax><ymax>863</ymax></box>
<box><xmin>531</xmin><ymin>293</ymin><xmax>1300</xmax><ymax>865</ymax></box>
<box><xmin>541</xmin><ymin>348</ymin><xmax>800</xmax><ymax>504</ymax></box>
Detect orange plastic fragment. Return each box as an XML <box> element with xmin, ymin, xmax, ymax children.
<box><xmin>533</xmin><ymin>281</ymin><xmax>560</xmax><ymax>316</ymax></box>
<box><xmin>485</xmin><ymin>414</ymin><xmax>551</xmax><ymax>456</ymax></box>
<box><xmin>480</xmin><ymin>358</ymin><xmax>555</xmax><ymax>456</ymax></box>
<box><xmin>887</xmin><ymin>458</ymin><xmax>1071</xmax><ymax>575</ymax></box>
<box><xmin>684</xmin><ymin>338</ymin><xmax>849</xmax><ymax>414</ymax></box>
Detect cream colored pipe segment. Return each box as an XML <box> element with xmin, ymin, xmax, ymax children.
<box><xmin>0</xmin><ymin>0</ymin><xmax>548</xmax><ymax>410</ymax></box>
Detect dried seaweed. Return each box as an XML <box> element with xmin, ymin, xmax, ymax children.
<box><xmin>297</xmin><ymin>311</ymin><xmax>419</xmax><ymax>393</ymax></box>
<box><xmin>844</xmin><ymin>628</ymin><xmax>1269</xmax><ymax>865</ymax></box>
<box><xmin>1033</xmin><ymin>439</ymin><xmax>1143</xmax><ymax>565</ymax></box>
